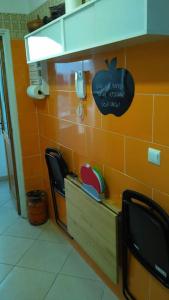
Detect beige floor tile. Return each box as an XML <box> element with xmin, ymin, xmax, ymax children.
<box><xmin>38</xmin><ymin>222</ymin><xmax>69</xmax><ymax>244</ymax></box>
<box><xmin>0</xmin><ymin>236</ymin><xmax>34</xmax><ymax>264</ymax></box>
<box><xmin>0</xmin><ymin>266</ymin><xmax>55</xmax><ymax>300</ymax></box>
<box><xmin>102</xmin><ymin>285</ymin><xmax>119</xmax><ymax>300</ymax></box>
<box><xmin>4</xmin><ymin>218</ymin><xmax>45</xmax><ymax>239</ymax></box>
<box><xmin>0</xmin><ymin>207</ymin><xmax>19</xmax><ymax>234</ymax></box>
<box><xmin>2</xmin><ymin>200</ymin><xmax>15</xmax><ymax>210</ymax></box>
<box><xmin>61</xmin><ymin>249</ymin><xmax>101</xmax><ymax>281</ymax></box>
<box><xmin>18</xmin><ymin>240</ymin><xmax>72</xmax><ymax>273</ymax></box>
<box><xmin>0</xmin><ymin>263</ymin><xmax>13</xmax><ymax>283</ymax></box>
<box><xmin>45</xmin><ymin>274</ymin><xmax>104</xmax><ymax>300</ymax></box>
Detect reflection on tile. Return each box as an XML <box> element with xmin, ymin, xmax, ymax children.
<box><xmin>61</xmin><ymin>249</ymin><xmax>101</xmax><ymax>281</ymax></box>
<box><xmin>18</xmin><ymin>240</ymin><xmax>72</xmax><ymax>273</ymax></box>
<box><xmin>45</xmin><ymin>274</ymin><xmax>103</xmax><ymax>300</ymax></box>
<box><xmin>0</xmin><ymin>266</ymin><xmax>55</xmax><ymax>300</ymax></box>
<box><xmin>0</xmin><ymin>264</ymin><xmax>13</xmax><ymax>283</ymax></box>
<box><xmin>0</xmin><ymin>236</ymin><xmax>34</xmax><ymax>265</ymax></box>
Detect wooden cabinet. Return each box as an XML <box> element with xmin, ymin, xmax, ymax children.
<box><xmin>65</xmin><ymin>178</ymin><xmax>119</xmax><ymax>284</ymax></box>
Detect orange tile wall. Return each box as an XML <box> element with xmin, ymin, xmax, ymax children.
<box><xmin>36</xmin><ymin>40</ymin><xmax>169</xmax><ymax>300</ymax></box>
<box><xmin>12</xmin><ymin>39</ymin><xmax>169</xmax><ymax>300</ymax></box>
<box><xmin>11</xmin><ymin>40</ymin><xmax>44</xmax><ymax>193</ymax></box>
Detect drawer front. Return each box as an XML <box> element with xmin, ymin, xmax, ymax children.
<box><xmin>65</xmin><ymin>179</ymin><xmax>118</xmax><ymax>283</ymax></box>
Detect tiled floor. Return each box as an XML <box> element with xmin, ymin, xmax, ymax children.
<box><xmin>0</xmin><ymin>180</ymin><xmax>118</xmax><ymax>300</ymax></box>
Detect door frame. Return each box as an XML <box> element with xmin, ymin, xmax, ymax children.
<box><xmin>0</xmin><ymin>29</ymin><xmax>27</xmax><ymax>217</ymax></box>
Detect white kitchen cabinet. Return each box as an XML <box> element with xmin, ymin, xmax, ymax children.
<box><xmin>25</xmin><ymin>0</ymin><xmax>169</xmax><ymax>63</ymax></box>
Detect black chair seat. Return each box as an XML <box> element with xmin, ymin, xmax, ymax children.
<box><xmin>122</xmin><ymin>190</ymin><xmax>169</xmax><ymax>300</ymax></box>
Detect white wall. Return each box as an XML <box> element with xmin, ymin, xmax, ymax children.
<box><xmin>0</xmin><ymin>134</ymin><xmax>7</xmax><ymax>178</ymax></box>
<box><xmin>0</xmin><ymin>0</ymin><xmax>30</xmax><ymax>14</ymax></box>
<box><xmin>0</xmin><ymin>0</ymin><xmax>47</xmax><ymax>14</ymax></box>
<box><xmin>28</xmin><ymin>0</ymin><xmax>47</xmax><ymax>13</ymax></box>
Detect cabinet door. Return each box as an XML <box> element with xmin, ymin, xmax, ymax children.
<box><xmin>65</xmin><ymin>179</ymin><xmax>118</xmax><ymax>283</ymax></box>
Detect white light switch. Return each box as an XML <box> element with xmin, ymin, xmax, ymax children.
<box><xmin>148</xmin><ymin>148</ymin><xmax>161</xmax><ymax>165</ymax></box>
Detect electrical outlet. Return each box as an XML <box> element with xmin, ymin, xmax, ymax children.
<box><xmin>148</xmin><ymin>148</ymin><xmax>161</xmax><ymax>166</ymax></box>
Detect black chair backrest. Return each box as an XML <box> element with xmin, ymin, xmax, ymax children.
<box><xmin>45</xmin><ymin>148</ymin><xmax>69</xmax><ymax>196</ymax></box>
<box><xmin>122</xmin><ymin>189</ymin><xmax>169</xmax><ymax>299</ymax></box>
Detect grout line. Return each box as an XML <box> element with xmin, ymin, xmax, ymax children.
<box><xmin>58</xmin><ymin>247</ymin><xmax>74</xmax><ymax>274</ymax></box>
<box><xmin>124</xmin><ymin>49</ymin><xmax>127</xmax><ymax>68</ymax></box>
<box><xmin>23</xmin><ymin>154</ymin><xmax>41</xmax><ymax>159</ymax></box>
<box><xmin>35</xmin><ymin>112</ymin><xmax>44</xmax><ymax>181</ymax></box>
<box><xmin>0</xmin><ymin>264</ymin><xmax>15</xmax><ymax>286</ymax></box>
<box><xmin>14</xmin><ymin>239</ymin><xmax>36</xmax><ymax>266</ymax></box>
<box><xmin>37</xmin><ymin>111</ymin><xmax>169</xmax><ymax>148</ymax></box>
<box><xmin>103</xmin><ymin>164</ymin><xmax>153</xmax><ymax>190</ymax></box>
<box><xmin>152</xmin><ymin>95</ymin><xmax>155</xmax><ymax>143</ymax></box>
<box><xmin>147</xmin><ymin>273</ymin><xmax>151</xmax><ymax>300</ymax></box>
<box><xmin>14</xmin><ymin>264</ymin><xmax>57</xmax><ymax>275</ymax></box>
<box><xmin>42</xmin><ymin>272</ymin><xmax>59</xmax><ymax>300</ymax></box>
<box><xmin>123</xmin><ymin>136</ymin><xmax>126</xmax><ymax>174</ymax></box>
<box><xmin>59</xmin><ymin>272</ymin><xmax>103</xmax><ymax>283</ymax></box>
<box><xmin>136</xmin><ymin>92</ymin><xmax>169</xmax><ymax>97</ymax></box>
<box><xmin>37</xmin><ymin>110</ymin><xmax>169</xmax><ymax>148</ymax></box>
<box><xmin>153</xmin><ymin>188</ymin><xmax>169</xmax><ymax>197</ymax></box>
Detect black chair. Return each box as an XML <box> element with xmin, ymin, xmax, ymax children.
<box><xmin>122</xmin><ymin>190</ymin><xmax>169</xmax><ymax>300</ymax></box>
<box><xmin>45</xmin><ymin>148</ymin><xmax>69</xmax><ymax>232</ymax></box>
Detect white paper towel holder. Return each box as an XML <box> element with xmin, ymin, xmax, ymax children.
<box><xmin>27</xmin><ymin>61</ymin><xmax>49</xmax><ymax>100</ymax></box>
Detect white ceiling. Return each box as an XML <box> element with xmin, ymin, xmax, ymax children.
<box><xmin>0</xmin><ymin>0</ymin><xmax>47</xmax><ymax>14</ymax></box>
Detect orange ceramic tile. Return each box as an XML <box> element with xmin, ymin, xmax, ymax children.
<box><xmin>90</xmin><ymin>49</ymin><xmax>125</xmax><ymax>81</ymax></box>
<box><xmin>154</xmin><ymin>95</ymin><xmax>169</xmax><ymax>146</ymax></box>
<box><xmin>20</xmin><ymin>133</ymin><xmax>40</xmax><ymax>157</ymax></box>
<box><xmin>48</xmin><ymin>90</ymin><xmax>77</xmax><ymax>119</ymax></box>
<box><xmin>149</xmin><ymin>275</ymin><xmax>169</xmax><ymax>300</ymax></box>
<box><xmin>11</xmin><ymin>40</ymin><xmax>28</xmax><ymax>68</ymax></box>
<box><xmin>48</xmin><ymin>90</ymin><xmax>101</xmax><ymax>128</ymax></box>
<box><xmin>126</xmin><ymin>138</ymin><xmax>169</xmax><ymax>194</ymax></box>
<box><xmin>126</xmin><ymin>40</ymin><xmax>169</xmax><ymax>94</ymax></box>
<box><xmin>16</xmin><ymin>93</ymin><xmax>37</xmax><ymax>115</ymax></box>
<box><xmin>48</xmin><ymin>61</ymin><xmax>57</xmax><ymax>89</ymax></box>
<box><xmin>35</xmin><ymin>98</ymin><xmax>49</xmax><ymax>114</ymax></box>
<box><xmin>86</xmin><ymin>127</ymin><xmax>124</xmax><ymax>171</ymax></box>
<box><xmin>104</xmin><ymin>166</ymin><xmax>152</xmax><ymax>205</ymax></box>
<box><xmin>38</xmin><ymin>113</ymin><xmax>59</xmax><ymax>141</ymax></box>
<box><xmin>19</xmin><ymin>112</ymin><xmax>38</xmax><ymax>135</ymax></box>
<box><xmin>83</xmin><ymin>50</ymin><xmax>125</xmax><ymax>96</ymax></box>
<box><xmin>54</xmin><ymin>60</ymin><xmax>83</xmax><ymax>91</ymax></box>
<box><xmin>40</xmin><ymin>156</ymin><xmax>49</xmax><ymax>181</ymax></box>
<box><xmin>25</xmin><ymin>177</ymin><xmax>44</xmax><ymax>192</ymax></box>
<box><xmin>11</xmin><ymin>41</ymin><xmax>37</xmax><ymax>115</ymax></box>
<box><xmin>83</xmin><ymin>94</ymin><xmax>102</xmax><ymax>127</ymax></box>
<box><xmin>72</xmin><ymin>152</ymin><xmax>104</xmax><ymax>178</ymax></box>
<box><xmin>128</xmin><ymin>255</ymin><xmax>149</xmax><ymax>300</ymax></box>
<box><xmin>153</xmin><ymin>189</ymin><xmax>169</xmax><ymax>214</ymax></box>
<box><xmin>58</xmin><ymin>144</ymin><xmax>74</xmax><ymax>171</ymax></box>
<box><xmin>23</xmin><ymin>155</ymin><xmax>42</xmax><ymax>179</ymax></box>
<box><xmin>58</xmin><ymin>119</ymin><xmax>86</xmax><ymax>156</ymax></box>
<box><xmin>39</xmin><ymin>136</ymin><xmax>57</xmax><ymax>155</ymax></box>
<box><xmin>102</xmin><ymin>95</ymin><xmax>153</xmax><ymax>141</ymax></box>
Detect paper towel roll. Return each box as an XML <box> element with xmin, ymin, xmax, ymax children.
<box><xmin>27</xmin><ymin>85</ymin><xmax>45</xmax><ymax>99</ymax></box>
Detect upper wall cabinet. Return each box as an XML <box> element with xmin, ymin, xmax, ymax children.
<box><xmin>25</xmin><ymin>0</ymin><xmax>169</xmax><ymax>63</ymax></box>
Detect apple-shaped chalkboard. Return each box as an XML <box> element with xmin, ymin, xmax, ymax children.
<box><xmin>92</xmin><ymin>57</ymin><xmax>135</xmax><ymax>116</ymax></box>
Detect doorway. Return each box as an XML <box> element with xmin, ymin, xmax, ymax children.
<box><xmin>0</xmin><ymin>29</ymin><xmax>26</xmax><ymax>217</ymax></box>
